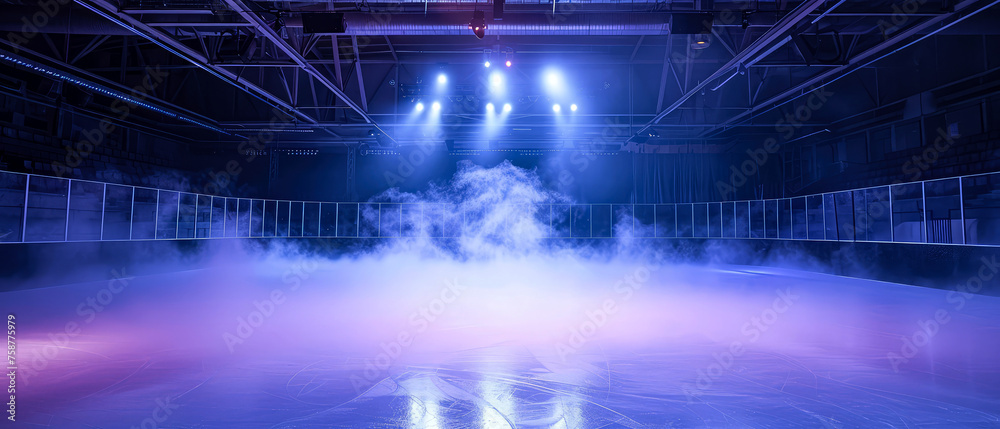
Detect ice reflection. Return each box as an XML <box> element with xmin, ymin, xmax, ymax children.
<box><xmin>4</xmin><ymin>263</ymin><xmax>1000</xmax><ymax>427</ymax></box>
<box><xmin>403</xmin><ymin>375</ymin><xmax>444</xmax><ymax>429</ymax></box>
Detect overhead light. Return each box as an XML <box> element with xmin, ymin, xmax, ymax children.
<box><xmin>570</xmin><ymin>104</ymin><xmax>578</xmax><ymax>112</ymax></box>
<box><xmin>692</xmin><ymin>33</ymin><xmax>711</xmax><ymax>50</ymax></box>
<box><xmin>415</xmin><ymin>102</ymin><xmax>425</xmax><ymax>111</ymax></box>
<box><xmin>503</xmin><ymin>103</ymin><xmax>512</xmax><ymax>112</ymax></box>
<box><xmin>468</xmin><ymin>11</ymin><xmax>486</xmax><ymax>39</ymax></box>
<box><xmin>484</xmin><ymin>61</ymin><xmax>491</xmax><ymax>68</ymax></box>
<box><xmin>545</xmin><ymin>70</ymin><xmax>562</xmax><ymax>87</ymax></box>
<box><xmin>552</xmin><ymin>104</ymin><xmax>561</xmax><ymax>112</ymax></box>
<box><xmin>432</xmin><ymin>101</ymin><xmax>441</xmax><ymax>111</ymax></box>
<box><xmin>505</xmin><ymin>60</ymin><xmax>512</xmax><ymax>67</ymax></box>
<box><xmin>437</xmin><ymin>74</ymin><xmax>447</xmax><ymax>84</ymax></box>
<box><xmin>486</xmin><ymin>102</ymin><xmax>495</xmax><ymax>111</ymax></box>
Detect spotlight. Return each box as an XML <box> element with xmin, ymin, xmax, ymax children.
<box><xmin>486</xmin><ymin>102</ymin><xmax>495</xmax><ymax>111</ymax></box>
<box><xmin>484</xmin><ymin>61</ymin><xmax>491</xmax><ymax>68</ymax></box>
<box><xmin>570</xmin><ymin>104</ymin><xmax>578</xmax><ymax>112</ymax></box>
<box><xmin>543</xmin><ymin>69</ymin><xmax>566</xmax><ymax>95</ymax></box>
<box><xmin>437</xmin><ymin>74</ymin><xmax>447</xmax><ymax>84</ymax></box>
<box><xmin>553</xmin><ymin>104</ymin><xmax>562</xmax><ymax>112</ymax></box>
<box><xmin>505</xmin><ymin>60</ymin><xmax>512</xmax><ymax>67</ymax></box>
<box><xmin>545</xmin><ymin>70</ymin><xmax>562</xmax><ymax>87</ymax></box>
<box><xmin>490</xmin><ymin>73</ymin><xmax>503</xmax><ymax>87</ymax></box>
<box><xmin>415</xmin><ymin>102</ymin><xmax>425</xmax><ymax>111</ymax></box>
<box><xmin>503</xmin><ymin>103</ymin><xmax>512</xmax><ymax>112</ymax></box>
<box><xmin>468</xmin><ymin>11</ymin><xmax>486</xmax><ymax>39</ymax></box>
<box><xmin>432</xmin><ymin>101</ymin><xmax>441</xmax><ymax>111</ymax></box>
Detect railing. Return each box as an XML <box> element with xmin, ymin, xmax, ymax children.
<box><xmin>1</xmin><ymin>169</ymin><xmax>999</xmax><ymax>246</ymax></box>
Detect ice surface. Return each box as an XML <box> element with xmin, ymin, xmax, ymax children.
<box><xmin>5</xmin><ymin>257</ymin><xmax>1000</xmax><ymax>428</ymax></box>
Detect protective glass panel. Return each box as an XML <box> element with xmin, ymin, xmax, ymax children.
<box><xmin>764</xmin><ymin>200</ymin><xmax>777</xmax><ymax>239</ymax></box>
<box><xmin>735</xmin><ymin>201</ymin><xmax>750</xmax><ymax>238</ymax></box>
<box><xmin>721</xmin><ymin>202</ymin><xmax>735</xmax><ymax>238</ymax></box>
<box><xmin>249</xmin><ymin>199</ymin><xmax>264</xmax><ymax>237</ymax></box>
<box><xmin>749</xmin><ymin>201</ymin><xmax>764</xmax><ymax>239</ymax></box>
<box><xmin>708</xmin><ymin>203</ymin><xmax>722</xmax><ymax>238</ymax></box>
<box><xmin>359</xmin><ymin>203</ymin><xmax>380</xmax><ymax>238</ymax></box>
<box><xmin>824</xmin><ymin>194</ymin><xmax>838</xmax><ymax>240</ymax></box>
<box><xmin>103</xmin><ymin>185</ymin><xmax>133</xmax><ymax>240</ymax></box>
<box><xmin>962</xmin><ymin>173</ymin><xmax>1000</xmax><ymax>245</ymax></box>
<box><xmin>237</xmin><ymin>199</ymin><xmax>251</xmax><ymax>237</ymax></box>
<box><xmin>807</xmin><ymin>195</ymin><xmax>824</xmax><ymax>240</ymax></box>
<box><xmin>0</xmin><ymin>172</ymin><xmax>27</xmax><ymax>242</ymax></box>
<box><xmin>792</xmin><ymin>197</ymin><xmax>807</xmax><ymax>239</ymax></box>
<box><xmin>131</xmin><ymin>188</ymin><xmax>157</xmax><ymax>240</ymax></box>
<box><xmin>850</xmin><ymin>191</ymin><xmax>866</xmax><ymax>240</ymax></box>
<box><xmin>24</xmin><ymin>176</ymin><xmax>69</xmax><ymax>242</ymax></box>
<box><xmin>68</xmin><ymin>181</ymin><xmax>104</xmax><ymax>241</ymax></box>
<box><xmin>321</xmin><ymin>203</ymin><xmax>339</xmax><ymax>237</ymax></box>
<box><xmin>177</xmin><ymin>193</ymin><xmax>196</xmax><ymax>239</ymax></box>
<box><xmin>196</xmin><ymin>195</ymin><xmax>212</xmax><ymax>238</ymax></box>
<box><xmin>891</xmin><ymin>183</ymin><xmax>924</xmax><ymax>243</ymax></box>
<box><xmin>866</xmin><ymin>187</ymin><xmax>892</xmax><ymax>242</ymax></box>
<box><xmin>634</xmin><ymin>205</ymin><xmax>655</xmax><ymax>237</ymax></box>
<box><xmin>778</xmin><ymin>199</ymin><xmax>792</xmax><ymax>239</ymax></box>
<box><xmin>676</xmin><ymin>204</ymin><xmax>693</xmax><ymax>238</ymax></box>
<box><xmin>612</xmin><ymin>204</ymin><xmax>634</xmax><ymax>237</ymax></box>
<box><xmin>401</xmin><ymin>204</ymin><xmax>421</xmax><ymax>237</ymax></box>
<box><xmin>446</xmin><ymin>204</ymin><xmax>465</xmax><ymax>237</ymax></box>
<box><xmin>262</xmin><ymin>200</ymin><xmax>277</xmax><ymax>237</ymax></box>
<box><xmin>692</xmin><ymin>204</ymin><xmax>708</xmax><ymax>238</ymax></box>
<box><xmin>277</xmin><ymin>201</ymin><xmax>290</xmax><ymax>237</ymax></box>
<box><xmin>592</xmin><ymin>204</ymin><xmax>613</xmax><ymax>238</ymax></box>
<box><xmin>924</xmin><ymin>179</ymin><xmax>963</xmax><ymax>244</ymax></box>
<box><xmin>572</xmin><ymin>205</ymin><xmax>592</xmax><ymax>238</ymax></box>
<box><xmin>834</xmin><ymin>191</ymin><xmax>855</xmax><ymax>241</ymax></box>
<box><xmin>380</xmin><ymin>203</ymin><xmax>401</xmax><ymax>237</ymax></box>
<box><xmin>211</xmin><ymin>197</ymin><xmax>226</xmax><ymax>238</ymax></box>
<box><xmin>225</xmin><ymin>198</ymin><xmax>239</xmax><ymax>237</ymax></box>
<box><xmin>655</xmin><ymin>204</ymin><xmax>676</xmax><ymax>238</ymax></box>
<box><xmin>551</xmin><ymin>205</ymin><xmax>571</xmax><ymax>238</ymax></box>
<box><xmin>155</xmin><ymin>190</ymin><xmax>179</xmax><ymax>239</ymax></box>
<box><xmin>302</xmin><ymin>202</ymin><xmax>320</xmax><ymax>237</ymax></box>
<box><xmin>289</xmin><ymin>201</ymin><xmax>303</xmax><ymax>237</ymax></box>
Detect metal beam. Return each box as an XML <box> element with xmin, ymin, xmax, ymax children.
<box><xmin>221</xmin><ymin>0</ymin><xmax>378</xmax><ymax>126</ymax></box>
<box><xmin>75</xmin><ymin>0</ymin><xmax>319</xmax><ymax>124</ymax></box>
<box><xmin>700</xmin><ymin>0</ymin><xmax>996</xmax><ymax>138</ymax></box>
<box><xmin>350</xmin><ymin>35</ymin><xmax>368</xmax><ymax>113</ymax></box>
<box><xmin>634</xmin><ymin>0</ymin><xmax>826</xmax><ymax>137</ymax></box>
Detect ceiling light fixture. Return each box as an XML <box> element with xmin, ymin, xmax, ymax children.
<box><xmin>468</xmin><ymin>11</ymin><xmax>486</xmax><ymax>39</ymax></box>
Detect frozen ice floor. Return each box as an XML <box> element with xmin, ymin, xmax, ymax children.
<box><xmin>5</xmin><ymin>256</ymin><xmax>1000</xmax><ymax>428</ymax></box>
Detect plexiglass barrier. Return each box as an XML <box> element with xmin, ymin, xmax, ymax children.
<box><xmin>1</xmin><ymin>170</ymin><xmax>1000</xmax><ymax>245</ymax></box>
